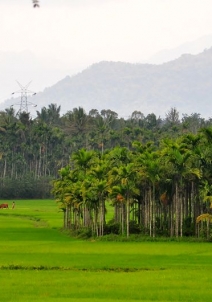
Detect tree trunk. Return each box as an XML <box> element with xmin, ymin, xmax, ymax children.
<box><xmin>152</xmin><ymin>183</ymin><xmax>156</xmax><ymax>238</ymax></box>
<box><xmin>175</xmin><ymin>183</ymin><xmax>179</xmax><ymax>238</ymax></box>
<box><xmin>126</xmin><ymin>198</ymin><xmax>130</xmax><ymax>237</ymax></box>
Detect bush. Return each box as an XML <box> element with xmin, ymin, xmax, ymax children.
<box><xmin>129</xmin><ymin>220</ymin><xmax>141</xmax><ymax>234</ymax></box>
<box><xmin>71</xmin><ymin>227</ymin><xmax>92</xmax><ymax>239</ymax></box>
<box><xmin>183</xmin><ymin>217</ymin><xmax>195</xmax><ymax>236</ymax></box>
<box><xmin>0</xmin><ymin>176</ymin><xmax>53</xmax><ymax>199</ymax></box>
<box><xmin>104</xmin><ymin>221</ymin><xmax>120</xmax><ymax>235</ymax></box>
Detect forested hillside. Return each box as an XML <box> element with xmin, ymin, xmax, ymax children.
<box><xmin>2</xmin><ymin>47</ymin><xmax>212</xmax><ymax>119</ymax></box>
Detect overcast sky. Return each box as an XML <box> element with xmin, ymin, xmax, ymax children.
<box><xmin>0</xmin><ymin>0</ymin><xmax>212</xmax><ymax>100</ymax></box>
<box><xmin>1</xmin><ymin>0</ymin><xmax>212</xmax><ymax>64</ymax></box>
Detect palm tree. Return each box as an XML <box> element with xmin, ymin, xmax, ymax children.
<box><xmin>109</xmin><ymin>162</ymin><xmax>139</xmax><ymax>237</ymax></box>
<box><xmin>52</xmin><ymin>166</ymin><xmax>71</xmax><ymax>228</ymax></box>
<box><xmin>161</xmin><ymin>138</ymin><xmax>201</xmax><ymax>237</ymax></box>
<box><xmin>63</xmin><ymin>107</ymin><xmax>90</xmax><ymax>149</ymax></box>
<box><xmin>36</xmin><ymin>104</ymin><xmax>61</xmax><ymax>126</ymax></box>
<box><xmin>137</xmin><ymin>150</ymin><xmax>161</xmax><ymax>237</ymax></box>
<box><xmin>71</xmin><ymin>148</ymin><xmax>95</xmax><ymax>172</ymax></box>
<box><xmin>88</xmin><ymin>159</ymin><xmax>110</xmax><ymax>236</ymax></box>
<box><xmin>92</xmin><ymin>110</ymin><xmax>117</xmax><ymax>154</ymax></box>
<box><xmin>196</xmin><ymin>213</ymin><xmax>212</xmax><ymax>240</ymax></box>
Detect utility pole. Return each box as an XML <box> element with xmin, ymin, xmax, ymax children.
<box><xmin>11</xmin><ymin>81</ymin><xmax>37</xmax><ymax>114</ymax></box>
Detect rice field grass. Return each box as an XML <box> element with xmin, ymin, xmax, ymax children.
<box><xmin>0</xmin><ymin>199</ymin><xmax>212</xmax><ymax>301</ymax></box>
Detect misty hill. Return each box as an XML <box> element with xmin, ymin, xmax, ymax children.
<box><xmin>2</xmin><ymin>47</ymin><xmax>212</xmax><ymax>119</ymax></box>
<box><xmin>0</xmin><ymin>50</ymin><xmax>71</xmax><ymax>102</ymax></box>
<box><xmin>146</xmin><ymin>34</ymin><xmax>212</xmax><ymax>64</ymax></box>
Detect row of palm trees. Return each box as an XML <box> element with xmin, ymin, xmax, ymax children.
<box><xmin>52</xmin><ymin>128</ymin><xmax>212</xmax><ymax>238</ymax></box>
<box><xmin>0</xmin><ymin>104</ymin><xmax>212</xmax><ymax>201</ymax></box>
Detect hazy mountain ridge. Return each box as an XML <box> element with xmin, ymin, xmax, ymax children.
<box><xmin>0</xmin><ymin>50</ymin><xmax>72</xmax><ymax>103</ymax></box>
<box><xmin>146</xmin><ymin>34</ymin><xmax>212</xmax><ymax>64</ymax></box>
<box><xmin>1</xmin><ymin>47</ymin><xmax>212</xmax><ymax>119</ymax></box>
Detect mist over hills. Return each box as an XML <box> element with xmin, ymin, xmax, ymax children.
<box><xmin>0</xmin><ymin>50</ymin><xmax>73</xmax><ymax>103</ymax></box>
<box><xmin>1</xmin><ymin>46</ymin><xmax>212</xmax><ymax>119</ymax></box>
<box><xmin>146</xmin><ymin>34</ymin><xmax>212</xmax><ymax>64</ymax></box>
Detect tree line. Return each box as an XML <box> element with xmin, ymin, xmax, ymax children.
<box><xmin>0</xmin><ymin>105</ymin><xmax>211</xmax><ymax>199</ymax></box>
<box><xmin>1</xmin><ymin>104</ymin><xmax>212</xmax><ymax>238</ymax></box>
<box><xmin>51</xmin><ymin>130</ymin><xmax>212</xmax><ymax>239</ymax></box>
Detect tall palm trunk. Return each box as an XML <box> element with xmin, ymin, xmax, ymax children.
<box><xmin>99</xmin><ymin>198</ymin><xmax>104</xmax><ymax>236</ymax></box>
<box><xmin>126</xmin><ymin>197</ymin><xmax>130</xmax><ymax>237</ymax></box>
<box><xmin>170</xmin><ymin>200</ymin><xmax>174</xmax><ymax>237</ymax></box>
<box><xmin>175</xmin><ymin>182</ymin><xmax>179</xmax><ymax>237</ymax></box>
<box><xmin>3</xmin><ymin>159</ymin><xmax>7</xmax><ymax>179</ymax></box>
<box><xmin>121</xmin><ymin>203</ymin><xmax>125</xmax><ymax>235</ymax></box>
<box><xmin>152</xmin><ymin>183</ymin><xmax>156</xmax><ymax>237</ymax></box>
<box><xmin>149</xmin><ymin>187</ymin><xmax>152</xmax><ymax>237</ymax></box>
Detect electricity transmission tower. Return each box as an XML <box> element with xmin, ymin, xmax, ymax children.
<box><xmin>11</xmin><ymin>81</ymin><xmax>37</xmax><ymax>114</ymax></box>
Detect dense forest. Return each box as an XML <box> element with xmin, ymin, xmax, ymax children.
<box><xmin>1</xmin><ymin>104</ymin><xmax>212</xmax><ymax>238</ymax></box>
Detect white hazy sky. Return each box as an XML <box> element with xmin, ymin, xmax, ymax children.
<box><xmin>0</xmin><ymin>0</ymin><xmax>212</xmax><ymax>100</ymax></box>
<box><xmin>1</xmin><ymin>0</ymin><xmax>212</xmax><ymax>65</ymax></box>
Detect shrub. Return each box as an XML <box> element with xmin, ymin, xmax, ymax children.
<box><xmin>183</xmin><ymin>217</ymin><xmax>195</xmax><ymax>236</ymax></box>
<box><xmin>71</xmin><ymin>227</ymin><xmax>92</xmax><ymax>239</ymax></box>
<box><xmin>104</xmin><ymin>221</ymin><xmax>120</xmax><ymax>235</ymax></box>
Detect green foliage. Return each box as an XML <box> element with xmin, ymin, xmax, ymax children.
<box><xmin>0</xmin><ymin>176</ymin><xmax>53</xmax><ymax>199</ymax></box>
<box><xmin>183</xmin><ymin>217</ymin><xmax>195</xmax><ymax>236</ymax></box>
<box><xmin>2</xmin><ymin>104</ymin><xmax>212</xmax><ymax>239</ymax></box>
<box><xmin>70</xmin><ymin>227</ymin><xmax>92</xmax><ymax>239</ymax></box>
<box><xmin>104</xmin><ymin>220</ymin><xmax>120</xmax><ymax>235</ymax></box>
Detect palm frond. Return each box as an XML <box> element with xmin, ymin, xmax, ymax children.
<box><xmin>196</xmin><ymin>213</ymin><xmax>212</xmax><ymax>223</ymax></box>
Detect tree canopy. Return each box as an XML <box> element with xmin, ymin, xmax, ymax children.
<box><xmin>1</xmin><ymin>105</ymin><xmax>212</xmax><ymax>239</ymax></box>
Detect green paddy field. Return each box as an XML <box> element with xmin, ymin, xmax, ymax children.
<box><xmin>0</xmin><ymin>199</ymin><xmax>212</xmax><ymax>302</ymax></box>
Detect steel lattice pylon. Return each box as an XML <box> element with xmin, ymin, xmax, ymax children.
<box><xmin>11</xmin><ymin>81</ymin><xmax>37</xmax><ymax>114</ymax></box>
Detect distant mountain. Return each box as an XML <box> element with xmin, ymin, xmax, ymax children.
<box><xmin>1</xmin><ymin>47</ymin><xmax>212</xmax><ymax>119</ymax></box>
<box><xmin>0</xmin><ymin>50</ymin><xmax>72</xmax><ymax>103</ymax></box>
<box><xmin>147</xmin><ymin>34</ymin><xmax>212</xmax><ymax>64</ymax></box>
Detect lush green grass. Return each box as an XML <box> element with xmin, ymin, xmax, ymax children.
<box><xmin>0</xmin><ymin>199</ymin><xmax>212</xmax><ymax>301</ymax></box>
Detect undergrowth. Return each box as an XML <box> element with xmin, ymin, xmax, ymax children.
<box><xmin>95</xmin><ymin>234</ymin><xmax>210</xmax><ymax>242</ymax></box>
